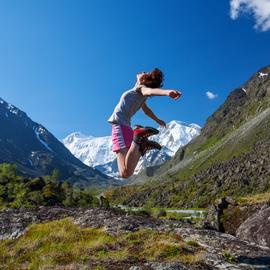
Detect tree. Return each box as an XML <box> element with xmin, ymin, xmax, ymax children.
<box><xmin>61</xmin><ymin>181</ymin><xmax>75</xmax><ymax>207</ymax></box>
<box><xmin>42</xmin><ymin>183</ymin><xmax>61</xmax><ymax>206</ymax></box>
<box><xmin>24</xmin><ymin>177</ymin><xmax>46</xmax><ymax>191</ymax></box>
<box><xmin>51</xmin><ymin>169</ymin><xmax>61</xmax><ymax>182</ymax></box>
<box><xmin>0</xmin><ymin>163</ymin><xmax>17</xmax><ymax>180</ymax></box>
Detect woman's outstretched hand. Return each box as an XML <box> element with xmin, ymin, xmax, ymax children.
<box><xmin>168</xmin><ymin>90</ymin><xmax>182</xmax><ymax>100</ymax></box>
<box><xmin>156</xmin><ymin>119</ymin><xmax>166</xmax><ymax>128</ymax></box>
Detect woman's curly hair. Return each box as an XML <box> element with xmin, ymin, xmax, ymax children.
<box><xmin>140</xmin><ymin>68</ymin><xmax>164</xmax><ymax>88</ymax></box>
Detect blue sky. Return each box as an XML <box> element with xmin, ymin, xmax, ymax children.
<box><xmin>0</xmin><ymin>0</ymin><xmax>270</xmax><ymax>138</ymax></box>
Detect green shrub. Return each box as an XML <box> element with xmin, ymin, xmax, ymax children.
<box><xmin>157</xmin><ymin>208</ymin><xmax>167</xmax><ymax>218</ymax></box>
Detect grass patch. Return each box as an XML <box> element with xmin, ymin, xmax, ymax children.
<box><xmin>237</xmin><ymin>192</ymin><xmax>270</xmax><ymax>205</ymax></box>
<box><xmin>0</xmin><ymin>218</ymin><xmax>205</xmax><ymax>269</ymax></box>
<box><xmin>186</xmin><ymin>240</ymin><xmax>200</xmax><ymax>248</ymax></box>
<box><xmin>222</xmin><ymin>250</ymin><xmax>238</xmax><ymax>263</ymax></box>
<box><xmin>164</xmin><ymin>211</ymin><xmax>191</xmax><ymax>221</ymax></box>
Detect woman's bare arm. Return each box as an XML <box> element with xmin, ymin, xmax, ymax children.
<box><xmin>140</xmin><ymin>87</ymin><xmax>181</xmax><ymax>100</ymax></box>
<box><xmin>141</xmin><ymin>103</ymin><xmax>166</xmax><ymax>127</ymax></box>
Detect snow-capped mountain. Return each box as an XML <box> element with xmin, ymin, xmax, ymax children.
<box><xmin>63</xmin><ymin>132</ymin><xmax>114</xmax><ymax>167</ymax></box>
<box><xmin>134</xmin><ymin>121</ymin><xmax>200</xmax><ymax>174</ymax></box>
<box><xmin>63</xmin><ymin>121</ymin><xmax>201</xmax><ymax>178</ymax></box>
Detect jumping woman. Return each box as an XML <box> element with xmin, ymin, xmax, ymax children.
<box><xmin>108</xmin><ymin>68</ymin><xmax>181</xmax><ymax>178</ymax></box>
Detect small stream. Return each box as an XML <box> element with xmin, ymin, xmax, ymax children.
<box><xmin>117</xmin><ymin>205</ymin><xmax>207</xmax><ymax>219</ymax></box>
<box><xmin>167</xmin><ymin>209</ymin><xmax>207</xmax><ymax>218</ymax></box>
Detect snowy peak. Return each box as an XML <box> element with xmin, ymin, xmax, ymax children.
<box><xmin>63</xmin><ymin>132</ymin><xmax>93</xmax><ymax>144</ymax></box>
<box><xmin>133</xmin><ymin>120</ymin><xmax>201</xmax><ymax>175</ymax></box>
<box><xmin>0</xmin><ymin>97</ymin><xmax>27</xmax><ymax>119</ymax></box>
<box><xmin>153</xmin><ymin>120</ymin><xmax>201</xmax><ymax>153</ymax></box>
<box><xmin>242</xmin><ymin>65</ymin><xmax>270</xmax><ymax>97</ymax></box>
<box><xmin>63</xmin><ymin>133</ymin><xmax>113</xmax><ymax>167</ymax></box>
<box><xmin>63</xmin><ymin>120</ymin><xmax>201</xmax><ymax>178</ymax></box>
<box><xmin>0</xmin><ymin>97</ymin><xmax>53</xmax><ymax>152</ymax></box>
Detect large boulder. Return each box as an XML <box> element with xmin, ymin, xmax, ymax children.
<box><xmin>222</xmin><ymin>202</ymin><xmax>267</xmax><ymax>235</ymax></box>
<box><xmin>236</xmin><ymin>206</ymin><xmax>270</xmax><ymax>248</ymax></box>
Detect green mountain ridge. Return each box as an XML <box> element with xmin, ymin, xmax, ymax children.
<box><xmin>107</xmin><ymin>65</ymin><xmax>270</xmax><ymax>207</ymax></box>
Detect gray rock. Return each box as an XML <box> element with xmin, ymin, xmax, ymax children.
<box><xmin>145</xmin><ymin>262</ymin><xmax>190</xmax><ymax>270</ymax></box>
<box><xmin>236</xmin><ymin>206</ymin><xmax>270</xmax><ymax>248</ymax></box>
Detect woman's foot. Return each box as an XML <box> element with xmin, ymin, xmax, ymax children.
<box><xmin>133</xmin><ymin>126</ymin><xmax>159</xmax><ymax>144</ymax></box>
<box><xmin>139</xmin><ymin>138</ymin><xmax>162</xmax><ymax>156</ymax></box>
<box><xmin>133</xmin><ymin>124</ymin><xmax>143</xmax><ymax>130</ymax></box>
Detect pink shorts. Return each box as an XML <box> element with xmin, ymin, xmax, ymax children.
<box><xmin>111</xmin><ymin>124</ymin><xmax>133</xmax><ymax>152</ymax></box>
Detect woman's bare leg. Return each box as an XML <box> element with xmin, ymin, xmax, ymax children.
<box><xmin>116</xmin><ymin>148</ymin><xmax>128</xmax><ymax>178</ymax></box>
<box><xmin>125</xmin><ymin>142</ymin><xmax>141</xmax><ymax>175</ymax></box>
<box><xmin>117</xmin><ymin>142</ymin><xmax>141</xmax><ymax>178</ymax></box>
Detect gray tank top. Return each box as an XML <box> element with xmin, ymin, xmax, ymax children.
<box><xmin>108</xmin><ymin>84</ymin><xmax>148</xmax><ymax>127</ymax></box>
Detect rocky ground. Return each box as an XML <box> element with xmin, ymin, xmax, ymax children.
<box><xmin>0</xmin><ymin>205</ymin><xmax>270</xmax><ymax>269</ymax></box>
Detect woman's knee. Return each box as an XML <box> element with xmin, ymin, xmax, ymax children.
<box><xmin>119</xmin><ymin>168</ymin><xmax>133</xmax><ymax>179</ymax></box>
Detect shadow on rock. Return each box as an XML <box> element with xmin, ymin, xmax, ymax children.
<box><xmin>238</xmin><ymin>256</ymin><xmax>270</xmax><ymax>267</ymax></box>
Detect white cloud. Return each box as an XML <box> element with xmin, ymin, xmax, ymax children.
<box><xmin>206</xmin><ymin>91</ymin><xmax>218</xmax><ymax>100</ymax></box>
<box><xmin>230</xmin><ymin>0</ymin><xmax>270</xmax><ymax>31</ymax></box>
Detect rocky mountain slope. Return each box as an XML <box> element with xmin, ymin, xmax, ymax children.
<box><xmin>0</xmin><ymin>98</ymin><xmax>113</xmax><ymax>188</ymax></box>
<box><xmin>63</xmin><ymin>121</ymin><xmax>201</xmax><ymax>178</ymax></box>
<box><xmin>107</xmin><ymin>65</ymin><xmax>270</xmax><ymax>207</ymax></box>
